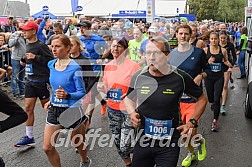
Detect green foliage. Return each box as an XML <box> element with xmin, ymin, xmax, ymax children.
<box><xmin>188</xmin><ymin>0</ymin><xmax>247</xmax><ymax>22</ymax></box>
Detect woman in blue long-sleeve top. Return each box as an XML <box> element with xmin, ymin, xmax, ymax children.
<box><xmin>43</xmin><ymin>34</ymin><xmax>91</xmax><ymax>167</ymax></box>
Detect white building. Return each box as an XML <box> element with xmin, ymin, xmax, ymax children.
<box><xmin>9</xmin><ymin>0</ymin><xmax>186</xmax><ymax>17</ymax></box>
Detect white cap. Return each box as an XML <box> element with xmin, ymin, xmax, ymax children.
<box><xmin>148</xmin><ymin>26</ymin><xmax>159</xmax><ymax>33</ymax></box>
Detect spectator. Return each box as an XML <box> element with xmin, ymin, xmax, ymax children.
<box><xmin>2</xmin><ymin>15</ymin><xmax>17</xmax><ymax>33</ymax></box>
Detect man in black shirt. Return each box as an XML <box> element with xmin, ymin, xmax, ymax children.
<box><xmin>2</xmin><ymin>15</ymin><xmax>17</xmax><ymax>33</ymax></box>
<box><xmin>124</xmin><ymin>36</ymin><xmax>207</xmax><ymax>167</ymax></box>
<box><xmin>14</xmin><ymin>21</ymin><xmax>54</xmax><ymax>147</ymax></box>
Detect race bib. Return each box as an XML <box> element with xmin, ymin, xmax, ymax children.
<box><xmin>25</xmin><ymin>64</ymin><xmax>33</xmax><ymax>75</ymax></box>
<box><xmin>145</xmin><ymin>117</ymin><xmax>173</xmax><ymax>140</ymax></box>
<box><xmin>210</xmin><ymin>63</ymin><xmax>222</xmax><ymax>72</ymax></box>
<box><xmin>51</xmin><ymin>95</ymin><xmax>69</xmax><ymax>107</ymax></box>
<box><xmin>107</xmin><ymin>88</ymin><xmax>122</xmax><ymax>102</ymax></box>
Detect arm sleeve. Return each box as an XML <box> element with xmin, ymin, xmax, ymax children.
<box><xmin>69</xmin><ymin>70</ymin><xmax>86</xmax><ymax>100</ymax></box>
<box><xmin>126</xmin><ymin>71</ymin><xmax>139</xmax><ymax>101</ymax></box>
<box><xmin>8</xmin><ymin>32</ymin><xmax>19</xmax><ymax>47</ymax></box>
<box><xmin>38</xmin><ymin>19</ymin><xmax>46</xmax><ymax>34</ymax></box>
<box><xmin>34</xmin><ymin>44</ymin><xmax>54</xmax><ymax>64</ymax></box>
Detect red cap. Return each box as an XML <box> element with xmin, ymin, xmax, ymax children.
<box><xmin>20</xmin><ymin>21</ymin><xmax>38</xmax><ymax>31</ymax></box>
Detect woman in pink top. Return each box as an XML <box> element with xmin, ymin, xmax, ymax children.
<box><xmin>97</xmin><ymin>37</ymin><xmax>140</xmax><ymax>167</ymax></box>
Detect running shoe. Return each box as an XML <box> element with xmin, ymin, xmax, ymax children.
<box><xmin>181</xmin><ymin>152</ymin><xmax>196</xmax><ymax>167</ymax></box>
<box><xmin>13</xmin><ymin>95</ymin><xmax>19</xmax><ymax>100</ymax></box>
<box><xmin>100</xmin><ymin>103</ymin><xmax>107</xmax><ymax>116</ymax></box>
<box><xmin>220</xmin><ymin>105</ymin><xmax>226</xmax><ymax>116</ymax></box>
<box><xmin>211</xmin><ymin>120</ymin><xmax>218</xmax><ymax>132</ymax></box>
<box><xmin>14</xmin><ymin>136</ymin><xmax>35</xmax><ymax>147</ymax></box>
<box><xmin>19</xmin><ymin>94</ymin><xmax>25</xmax><ymax>100</ymax></box>
<box><xmin>80</xmin><ymin>157</ymin><xmax>92</xmax><ymax>167</ymax></box>
<box><xmin>198</xmin><ymin>138</ymin><xmax>207</xmax><ymax>161</ymax></box>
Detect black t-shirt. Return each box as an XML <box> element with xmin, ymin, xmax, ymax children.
<box><xmin>21</xmin><ymin>40</ymin><xmax>54</xmax><ymax>82</ymax></box>
<box><xmin>71</xmin><ymin>54</ymin><xmax>94</xmax><ymax>92</ymax></box>
<box><xmin>221</xmin><ymin>42</ymin><xmax>236</xmax><ymax>65</ymax></box>
<box><xmin>126</xmin><ymin>66</ymin><xmax>203</xmax><ymax>129</ymax></box>
<box><xmin>205</xmin><ymin>47</ymin><xmax>226</xmax><ymax>79</ymax></box>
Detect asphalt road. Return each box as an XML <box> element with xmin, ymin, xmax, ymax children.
<box><xmin>1</xmin><ymin>68</ymin><xmax>252</xmax><ymax>167</ymax></box>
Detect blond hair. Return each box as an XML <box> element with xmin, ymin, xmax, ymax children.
<box><xmin>69</xmin><ymin>35</ymin><xmax>85</xmax><ymax>53</ymax></box>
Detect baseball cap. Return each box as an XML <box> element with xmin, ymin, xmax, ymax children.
<box><xmin>124</xmin><ymin>21</ymin><xmax>133</xmax><ymax>29</ymax></box>
<box><xmin>148</xmin><ymin>26</ymin><xmax>159</xmax><ymax>33</ymax></box>
<box><xmin>7</xmin><ymin>15</ymin><xmax>14</xmax><ymax>19</ymax></box>
<box><xmin>19</xmin><ymin>21</ymin><xmax>38</xmax><ymax>31</ymax></box>
<box><xmin>77</xmin><ymin>21</ymin><xmax>91</xmax><ymax>28</ymax></box>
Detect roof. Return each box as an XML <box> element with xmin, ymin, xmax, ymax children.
<box><xmin>79</xmin><ymin>0</ymin><xmax>186</xmax><ymax>17</ymax></box>
<box><xmin>0</xmin><ymin>0</ymin><xmax>29</xmax><ymax>17</ymax></box>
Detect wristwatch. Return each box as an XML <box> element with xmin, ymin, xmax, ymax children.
<box><xmin>189</xmin><ymin>118</ymin><xmax>198</xmax><ymax>128</ymax></box>
<box><xmin>66</xmin><ymin>93</ymin><xmax>71</xmax><ymax>99</ymax></box>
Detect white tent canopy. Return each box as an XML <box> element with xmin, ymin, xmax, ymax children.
<box><xmin>14</xmin><ymin>0</ymin><xmax>186</xmax><ymax>17</ymax></box>
<box><xmin>79</xmin><ymin>0</ymin><xmax>186</xmax><ymax>17</ymax></box>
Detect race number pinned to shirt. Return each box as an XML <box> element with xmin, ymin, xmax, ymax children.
<box><xmin>51</xmin><ymin>95</ymin><xmax>69</xmax><ymax>107</ymax></box>
<box><xmin>145</xmin><ymin>117</ymin><xmax>173</xmax><ymax>140</ymax></box>
<box><xmin>210</xmin><ymin>63</ymin><xmax>222</xmax><ymax>72</ymax></box>
<box><xmin>25</xmin><ymin>64</ymin><xmax>33</xmax><ymax>75</ymax></box>
<box><xmin>107</xmin><ymin>88</ymin><xmax>122</xmax><ymax>102</ymax></box>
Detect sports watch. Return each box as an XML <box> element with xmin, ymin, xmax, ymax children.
<box><xmin>189</xmin><ymin>118</ymin><xmax>198</xmax><ymax>128</ymax></box>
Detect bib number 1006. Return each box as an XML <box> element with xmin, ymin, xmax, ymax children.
<box><xmin>149</xmin><ymin>126</ymin><xmax>168</xmax><ymax>134</ymax></box>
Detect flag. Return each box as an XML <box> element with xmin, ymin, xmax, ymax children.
<box><xmin>71</xmin><ymin>0</ymin><xmax>78</xmax><ymax>12</ymax></box>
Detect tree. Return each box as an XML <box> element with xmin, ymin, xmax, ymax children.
<box><xmin>188</xmin><ymin>0</ymin><xmax>247</xmax><ymax>22</ymax></box>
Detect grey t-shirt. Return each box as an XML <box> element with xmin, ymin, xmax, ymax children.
<box><xmin>169</xmin><ymin>45</ymin><xmax>194</xmax><ymax>67</ymax></box>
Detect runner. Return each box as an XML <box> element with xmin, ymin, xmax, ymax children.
<box><xmin>203</xmin><ymin>32</ymin><xmax>232</xmax><ymax>132</ymax></box>
<box><xmin>189</xmin><ymin>23</ymin><xmax>205</xmax><ymax>48</ymax></box>
<box><xmin>97</xmin><ymin>36</ymin><xmax>141</xmax><ymax>167</ymax></box>
<box><xmin>128</xmin><ymin>27</ymin><xmax>145</xmax><ymax>66</ymax></box>
<box><xmin>43</xmin><ymin>34</ymin><xmax>90</xmax><ymax>167</ymax></box>
<box><xmin>124</xmin><ymin>36</ymin><xmax>207</xmax><ymax>167</ymax></box>
<box><xmin>219</xmin><ymin>30</ymin><xmax>236</xmax><ymax>115</ymax></box>
<box><xmin>14</xmin><ymin>21</ymin><xmax>54</xmax><ymax>147</ymax></box>
<box><xmin>0</xmin><ymin>88</ymin><xmax>28</xmax><ymax>167</ymax></box>
<box><xmin>77</xmin><ymin>21</ymin><xmax>108</xmax><ymax>120</ymax></box>
<box><xmin>170</xmin><ymin>24</ymin><xmax>207</xmax><ymax>167</ymax></box>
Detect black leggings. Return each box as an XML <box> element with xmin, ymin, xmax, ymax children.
<box><xmin>132</xmin><ymin>137</ymin><xmax>180</xmax><ymax>167</ymax></box>
<box><xmin>0</xmin><ymin>89</ymin><xmax>27</xmax><ymax>133</ymax></box>
<box><xmin>205</xmin><ymin>77</ymin><xmax>224</xmax><ymax>120</ymax></box>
